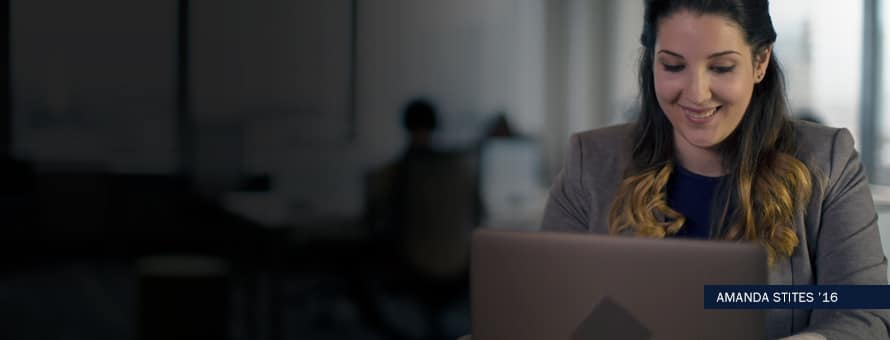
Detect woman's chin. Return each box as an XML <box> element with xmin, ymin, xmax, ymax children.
<box><xmin>685</xmin><ymin>136</ymin><xmax>721</xmax><ymax>149</ymax></box>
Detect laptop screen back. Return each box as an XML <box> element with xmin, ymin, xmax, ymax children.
<box><xmin>471</xmin><ymin>229</ymin><xmax>767</xmax><ymax>340</ymax></box>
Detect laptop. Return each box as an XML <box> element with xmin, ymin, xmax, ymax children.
<box><xmin>470</xmin><ymin>229</ymin><xmax>767</xmax><ymax>340</ymax></box>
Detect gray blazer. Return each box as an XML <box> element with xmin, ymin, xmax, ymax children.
<box><xmin>542</xmin><ymin>120</ymin><xmax>890</xmax><ymax>339</ymax></box>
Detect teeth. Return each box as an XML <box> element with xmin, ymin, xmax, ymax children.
<box><xmin>684</xmin><ymin>107</ymin><xmax>718</xmax><ymax>119</ymax></box>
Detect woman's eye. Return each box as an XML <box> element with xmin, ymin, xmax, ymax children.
<box><xmin>711</xmin><ymin>65</ymin><xmax>736</xmax><ymax>73</ymax></box>
<box><xmin>663</xmin><ymin>64</ymin><xmax>684</xmax><ymax>72</ymax></box>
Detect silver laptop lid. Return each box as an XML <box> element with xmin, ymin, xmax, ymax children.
<box><xmin>471</xmin><ymin>229</ymin><xmax>767</xmax><ymax>340</ymax></box>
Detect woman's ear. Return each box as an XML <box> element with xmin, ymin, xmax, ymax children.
<box><xmin>754</xmin><ymin>46</ymin><xmax>772</xmax><ymax>83</ymax></box>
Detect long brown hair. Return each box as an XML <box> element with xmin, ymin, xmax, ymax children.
<box><xmin>608</xmin><ymin>0</ymin><xmax>813</xmax><ymax>264</ymax></box>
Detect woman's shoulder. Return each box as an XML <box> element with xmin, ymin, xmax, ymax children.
<box><xmin>563</xmin><ymin>123</ymin><xmax>635</xmax><ymax>180</ymax></box>
<box><xmin>572</xmin><ymin>123</ymin><xmax>635</xmax><ymax>152</ymax></box>
<box><xmin>792</xmin><ymin>119</ymin><xmax>862</xmax><ymax>190</ymax></box>
<box><xmin>793</xmin><ymin>119</ymin><xmax>856</xmax><ymax>163</ymax></box>
<box><xmin>793</xmin><ymin>119</ymin><xmax>847</xmax><ymax>149</ymax></box>
<box><xmin>576</xmin><ymin>122</ymin><xmax>635</xmax><ymax>138</ymax></box>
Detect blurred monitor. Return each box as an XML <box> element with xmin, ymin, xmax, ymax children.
<box><xmin>479</xmin><ymin>138</ymin><xmax>547</xmax><ymax>230</ymax></box>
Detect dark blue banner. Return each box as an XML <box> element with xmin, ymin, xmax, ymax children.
<box><xmin>704</xmin><ymin>285</ymin><xmax>890</xmax><ymax>309</ymax></box>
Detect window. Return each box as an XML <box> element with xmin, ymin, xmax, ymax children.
<box><xmin>771</xmin><ymin>1</ymin><xmax>863</xmax><ymax>140</ymax></box>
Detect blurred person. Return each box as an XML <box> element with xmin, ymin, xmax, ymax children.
<box><xmin>366</xmin><ymin>99</ymin><xmax>444</xmax><ymax>242</ymax></box>
<box><xmin>401</xmin><ymin>99</ymin><xmax>439</xmax><ymax>158</ymax></box>
<box><xmin>541</xmin><ymin>0</ymin><xmax>889</xmax><ymax>339</ymax></box>
<box><xmin>363</xmin><ymin>98</ymin><xmax>476</xmax><ymax>339</ymax></box>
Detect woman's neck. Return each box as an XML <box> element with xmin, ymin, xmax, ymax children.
<box><xmin>674</xmin><ymin>140</ymin><xmax>725</xmax><ymax>177</ymax></box>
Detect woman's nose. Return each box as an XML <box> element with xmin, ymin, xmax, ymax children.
<box><xmin>684</xmin><ymin>70</ymin><xmax>711</xmax><ymax>104</ymax></box>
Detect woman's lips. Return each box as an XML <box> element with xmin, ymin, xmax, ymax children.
<box><xmin>681</xmin><ymin>105</ymin><xmax>720</xmax><ymax>123</ymax></box>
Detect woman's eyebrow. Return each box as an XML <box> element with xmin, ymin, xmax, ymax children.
<box><xmin>707</xmin><ymin>50</ymin><xmax>741</xmax><ymax>58</ymax></box>
<box><xmin>656</xmin><ymin>49</ymin><xmax>741</xmax><ymax>59</ymax></box>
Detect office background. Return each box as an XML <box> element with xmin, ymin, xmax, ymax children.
<box><xmin>3</xmin><ymin>0</ymin><xmax>890</xmax><ymax>339</ymax></box>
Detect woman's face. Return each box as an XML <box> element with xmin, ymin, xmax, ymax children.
<box><xmin>653</xmin><ymin>10</ymin><xmax>770</xmax><ymax>154</ymax></box>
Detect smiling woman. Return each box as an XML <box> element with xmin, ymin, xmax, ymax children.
<box><xmin>541</xmin><ymin>0</ymin><xmax>890</xmax><ymax>339</ymax></box>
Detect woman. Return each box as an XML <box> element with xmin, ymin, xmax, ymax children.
<box><xmin>543</xmin><ymin>0</ymin><xmax>890</xmax><ymax>339</ymax></box>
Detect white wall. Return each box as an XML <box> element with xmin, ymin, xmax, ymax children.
<box><xmin>809</xmin><ymin>0</ymin><xmax>862</xmax><ymax>138</ymax></box>
<box><xmin>607</xmin><ymin>0</ymin><xmax>645</xmax><ymax>124</ymax></box>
